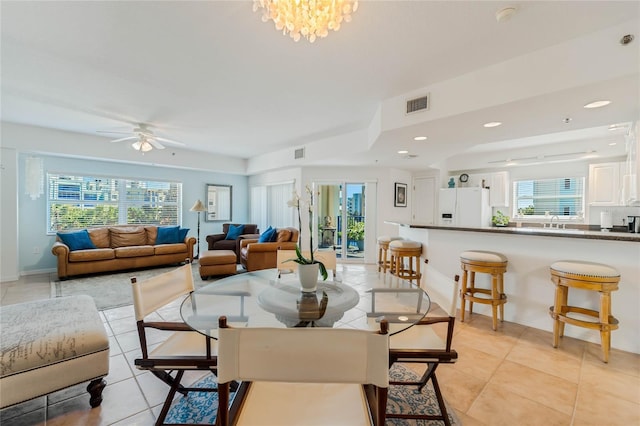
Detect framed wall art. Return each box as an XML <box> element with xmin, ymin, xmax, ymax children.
<box><xmin>394</xmin><ymin>183</ymin><xmax>407</xmax><ymax>207</ymax></box>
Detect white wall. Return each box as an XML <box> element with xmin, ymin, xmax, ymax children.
<box><xmin>0</xmin><ymin>148</ymin><xmax>19</xmax><ymax>281</ymax></box>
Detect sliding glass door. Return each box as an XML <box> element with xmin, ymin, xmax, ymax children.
<box><xmin>315</xmin><ymin>182</ymin><xmax>366</xmax><ymax>261</ymax></box>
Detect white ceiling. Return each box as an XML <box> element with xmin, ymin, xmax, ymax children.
<box><xmin>1</xmin><ymin>1</ymin><xmax>639</xmax><ymax>173</ymax></box>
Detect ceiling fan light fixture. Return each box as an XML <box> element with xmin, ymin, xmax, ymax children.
<box><xmin>132</xmin><ymin>140</ymin><xmax>153</xmax><ymax>152</ymax></box>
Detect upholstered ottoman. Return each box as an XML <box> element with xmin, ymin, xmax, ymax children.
<box><xmin>0</xmin><ymin>295</ymin><xmax>109</xmax><ymax>409</ymax></box>
<box><xmin>199</xmin><ymin>249</ymin><xmax>237</xmax><ymax>279</ymax></box>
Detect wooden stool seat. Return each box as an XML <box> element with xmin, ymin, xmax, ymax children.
<box><xmin>460</xmin><ymin>250</ymin><xmax>508</xmax><ymax>331</ymax></box>
<box><xmin>389</xmin><ymin>240</ymin><xmax>422</xmax><ymax>284</ymax></box>
<box><xmin>549</xmin><ymin>260</ymin><xmax>620</xmax><ymax>363</ymax></box>
<box><xmin>377</xmin><ymin>236</ymin><xmax>403</xmax><ymax>273</ymax></box>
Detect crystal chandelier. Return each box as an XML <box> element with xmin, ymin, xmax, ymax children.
<box><xmin>253</xmin><ymin>0</ymin><xmax>359</xmax><ymax>43</ymax></box>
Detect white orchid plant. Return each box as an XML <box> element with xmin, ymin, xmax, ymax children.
<box><xmin>286</xmin><ymin>185</ymin><xmax>328</xmax><ymax>281</ymax></box>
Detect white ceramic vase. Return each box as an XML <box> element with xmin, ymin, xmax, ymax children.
<box><xmin>298</xmin><ymin>263</ymin><xmax>319</xmax><ymax>292</ymax></box>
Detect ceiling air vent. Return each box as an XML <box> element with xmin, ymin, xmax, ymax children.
<box><xmin>406</xmin><ymin>94</ymin><xmax>430</xmax><ymax>115</ymax></box>
<box><xmin>294</xmin><ymin>147</ymin><xmax>305</xmax><ymax>160</ymax></box>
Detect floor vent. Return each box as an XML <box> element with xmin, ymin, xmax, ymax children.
<box><xmin>294</xmin><ymin>148</ymin><xmax>305</xmax><ymax>160</ymax></box>
<box><xmin>406</xmin><ymin>94</ymin><xmax>430</xmax><ymax>114</ymax></box>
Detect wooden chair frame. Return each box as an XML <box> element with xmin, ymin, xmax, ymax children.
<box><xmin>387</xmin><ymin>261</ymin><xmax>460</xmax><ymax>426</ymax></box>
<box><xmin>216</xmin><ymin>316</ymin><xmax>389</xmax><ymax>426</ymax></box>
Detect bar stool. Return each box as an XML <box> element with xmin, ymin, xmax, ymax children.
<box><xmin>549</xmin><ymin>260</ymin><xmax>620</xmax><ymax>363</ymax></box>
<box><xmin>377</xmin><ymin>236</ymin><xmax>403</xmax><ymax>273</ymax></box>
<box><xmin>460</xmin><ymin>250</ymin><xmax>508</xmax><ymax>331</ymax></box>
<box><xmin>389</xmin><ymin>240</ymin><xmax>422</xmax><ymax>284</ymax></box>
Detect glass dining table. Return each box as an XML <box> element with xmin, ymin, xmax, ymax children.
<box><xmin>180</xmin><ymin>269</ymin><xmax>431</xmax><ymax>339</ymax></box>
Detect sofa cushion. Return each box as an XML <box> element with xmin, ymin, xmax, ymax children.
<box><xmin>145</xmin><ymin>226</ymin><xmax>158</xmax><ymax>245</ymax></box>
<box><xmin>57</xmin><ymin>230</ymin><xmax>97</xmax><ymax>251</ymax></box>
<box><xmin>225</xmin><ymin>224</ymin><xmax>245</xmax><ymax>240</ymax></box>
<box><xmin>68</xmin><ymin>248</ymin><xmax>115</xmax><ymax>262</ymax></box>
<box><xmin>110</xmin><ymin>227</ymin><xmax>147</xmax><ymax>248</ymax></box>
<box><xmin>154</xmin><ymin>243</ymin><xmax>188</xmax><ymax>255</ymax></box>
<box><xmin>87</xmin><ymin>228</ymin><xmax>110</xmax><ymax>249</ymax></box>
<box><xmin>114</xmin><ymin>246</ymin><xmax>155</xmax><ymax>258</ymax></box>
<box><xmin>276</xmin><ymin>228</ymin><xmax>292</xmax><ymax>242</ymax></box>
<box><xmin>156</xmin><ymin>226</ymin><xmax>180</xmax><ymax>244</ymax></box>
<box><xmin>178</xmin><ymin>228</ymin><xmax>189</xmax><ymax>242</ymax></box>
<box><xmin>213</xmin><ymin>239</ymin><xmax>236</xmax><ymax>251</ymax></box>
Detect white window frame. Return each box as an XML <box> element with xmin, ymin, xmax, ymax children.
<box><xmin>47</xmin><ymin>173</ymin><xmax>182</xmax><ymax>234</ymax></box>
<box><xmin>512</xmin><ymin>176</ymin><xmax>585</xmax><ymax>220</ymax></box>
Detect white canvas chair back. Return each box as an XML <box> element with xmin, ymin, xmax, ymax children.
<box><xmin>218</xmin><ymin>326</ymin><xmax>388</xmax><ymax>387</ymax></box>
<box><xmin>131</xmin><ymin>263</ymin><xmax>194</xmax><ymax>321</ymax></box>
<box><xmin>422</xmin><ymin>265</ymin><xmax>460</xmax><ymax>317</ymax></box>
<box><xmin>276</xmin><ymin>249</ymin><xmax>298</xmax><ymax>275</ymax></box>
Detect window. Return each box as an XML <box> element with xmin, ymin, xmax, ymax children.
<box><xmin>250</xmin><ymin>182</ymin><xmax>295</xmax><ymax>231</ymax></box>
<box><xmin>47</xmin><ymin>173</ymin><xmax>182</xmax><ymax>233</ymax></box>
<box><xmin>514</xmin><ymin>177</ymin><xmax>584</xmax><ymax>217</ymax></box>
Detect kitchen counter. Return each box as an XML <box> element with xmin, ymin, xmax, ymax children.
<box><xmin>386</xmin><ymin>222</ymin><xmax>640</xmax><ymax>354</ymax></box>
<box><xmin>385</xmin><ymin>222</ymin><xmax>640</xmax><ymax>242</ymax></box>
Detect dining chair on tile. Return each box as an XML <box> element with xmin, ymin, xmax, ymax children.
<box><xmin>216</xmin><ymin>316</ymin><xmax>389</xmax><ymax>426</ymax></box>
<box><xmin>130</xmin><ymin>262</ymin><xmax>219</xmax><ymax>426</ymax></box>
<box><xmin>387</xmin><ymin>260</ymin><xmax>460</xmax><ymax>426</ymax></box>
<box><xmin>276</xmin><ymin>248</ymin><xmax>339</xmax><ymax>281</ymax></box>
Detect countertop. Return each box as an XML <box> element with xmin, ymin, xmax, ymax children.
<box><xmin>385</xmin><ymin>222</ymin><xmax>640</xmax><ymax>242</ymax></box>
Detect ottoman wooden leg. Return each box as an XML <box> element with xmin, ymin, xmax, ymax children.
<box><xmin>88</xmin><ymin>378</ymin><xmax>107</xmax><ymax>408</ymax></box>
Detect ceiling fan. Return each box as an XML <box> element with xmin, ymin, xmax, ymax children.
<box><xmin>97</xmin><ymin>123</ymin><xmax>185</xmax><ymax>152</ymax></box>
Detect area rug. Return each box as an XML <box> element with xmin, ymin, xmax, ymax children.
<box><xmin>164</xmin><ymin>364</ymin><xmax>459</xmax><ymax>425</ymax></box>
<box><xmin>50</xmin><ymin>264</ymin><xmax>229</xmax><ymax>310</ymax></box>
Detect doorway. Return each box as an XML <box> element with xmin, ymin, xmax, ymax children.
<box><xmin>315</xmin><ymin>182</ymin><xmax>366</xmax><ymax>261</ymax></box>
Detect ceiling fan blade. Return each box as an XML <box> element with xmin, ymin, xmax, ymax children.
<box><xmin>110</xmin><ymin>136</ymin><xmax>137</xmax><ymax>143</ymax></box>
<box><xmin>154</xmin><ymin>136</ymin><xmax>185</xmax><ymax>146</ymax></box>
<box><xmin>97</xmin><ymin>129</ymin><xmax>135</xmax><ymax>135</ymax></box>
<box><xmin>147</xmin><ymin>139</ymin><xmax>166</xmax><ymax>150</ymax></box>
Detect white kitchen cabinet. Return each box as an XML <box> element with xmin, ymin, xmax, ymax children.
<box><xmin>489</xmin><ymin>171</ymin><xmax>509</xmax><ymax>207</ymax></box>
<box><xmin>588</xmin><ymin>162</ymin><xmax>624</xmax><ymax>206</ymax></box>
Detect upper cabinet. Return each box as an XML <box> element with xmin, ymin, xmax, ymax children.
<box><xmin>489</xmin><ymin>171</ymin><xmax>510</xmax><ymax>207</ymax></box>
<box><xmin>588</xmin><ymin>162</ymin><xmax>625</xmax><ymax>206</ymax></box>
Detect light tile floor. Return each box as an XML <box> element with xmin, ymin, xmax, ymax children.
<box><xmin>1</xmin><ymin>265</ymin><xmax>639</xmax><ymax>425</ymax></box>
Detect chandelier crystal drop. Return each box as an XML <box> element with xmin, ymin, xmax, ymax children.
<box><xmin>253</xmin><ymin>0</ymin><xmax>359</xmax><ymax>43</ymax></box>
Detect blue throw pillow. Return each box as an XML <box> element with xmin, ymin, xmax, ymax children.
<box><xmin>156</xmin><ymin>226</ymin><xmax>180</xmax><ymax>244</ymax></box>
<box><xmin>57</xmin><ymin>229</ymin><xmax>96</xmax><ymax>251</ymax></box>
<box><xmin>258</xmin><ymin>226</ymin><xmax>276</xmax><ymax>243</ymax></box>
<box><xmin>225</xmin><ymin>224</ymin><xmax>245</xmax><ymax>240</ymax></box>
<box><xmin>178</xmin><ymin>228</ymin><xmax>189</xmax><ymax>242</ymax></box>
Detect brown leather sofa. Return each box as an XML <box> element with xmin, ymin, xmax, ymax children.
<box><xmin>239</xmin><ymin>227</ymin><xmax>300</xmax><ymax>272</ymax></box>
<box><xmin>206</xmin><ymin>223</ymin><xmax>260</xmax><ymax>263</ymax></box>
<box><xmin>52</xmin><ymin>225</ymin><xmax>195</xmax><ymax>279</ymax></box>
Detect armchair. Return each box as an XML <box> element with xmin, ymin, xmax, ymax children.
<box><xmin>239</xmin><ymin>227</ymin><xmax>299</xmax><ymax>272</ymax></box>
<box><xmin>205</xmin><ymin>223</ymin><xmax>259</xmax><ymax>263</ymax></box>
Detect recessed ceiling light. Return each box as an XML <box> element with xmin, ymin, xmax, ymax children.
<box><xmin>495</xmin><ymin>7</ymin><xmax>516</xmax><ymax>23</ymax></box>
<box><xmin>483</xmin><ymin>122</ymin><xmax>502</xmax><ymax>128</ymax></box>
<box><xmin>397</xmin><ymin>150</ymin><xmax>409</xmax><ymax>154</ymax></box>
<box><xmin>413</xmin><ymin>136</ymin><xmax>427</xmax><ymax>141</ymax></box>
<box><xmin>608</xmin><ymin>142</ymin><xmax>617</xmax><ymax>146</ymax></box>
<box><xmin>584</xmin><ymin>100</ymin><xmax>611</xmax><ymax>109</ymax></box>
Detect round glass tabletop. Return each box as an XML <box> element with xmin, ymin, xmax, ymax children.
<box><xmin>180</xmin><ymin>268</ymin><xmax>430</xmax><ymax>339</ymax></box>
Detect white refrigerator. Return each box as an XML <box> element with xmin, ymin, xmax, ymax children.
<box><xmin>438</xmin><ymin>187</ymin><xmax>491</xmax><ymax>228</ymax></box>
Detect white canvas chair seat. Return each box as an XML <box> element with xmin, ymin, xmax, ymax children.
<box><xmin>131</xmin><ymin>262</ymin><xmax>218</xmax><ymax>426</ymax></box>
<box><xmin>150</xmin><ymin>331</ymin><xmax>218</xmax><ymax>360</ymax></box>
<box><xmin>217</xmin><ymin>317</ymin><xmax>389</xmax><ymax>426</ymax></box>
<box><xmin>390</xmin><ymin>324</ymin><xmax>446</xmax><ymax>352</ymax></box>
<box><xmin>236</xmin><ymin>382</ymin><xmax>372</xmax><ymax>426</ymax></box>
